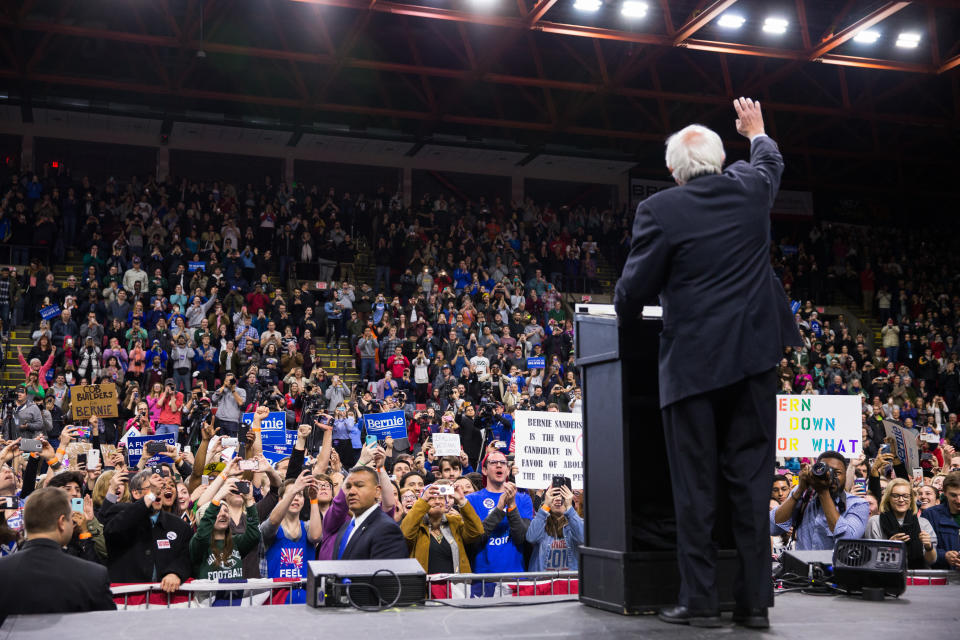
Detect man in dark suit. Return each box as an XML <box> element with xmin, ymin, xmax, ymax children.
<box><xmin>335</xmin><ymin>466</ymin><xmax>408</xmax><ymax>560</ymax></box>
<box><xmin>615</xmin><ymin>98</ymin><xmax>801</xmax><ymax>630</ymax></box>
<box><xmin>0</xmin><ymin>487</ymin><xmax>115</xmax><ymax>623</ymax></box>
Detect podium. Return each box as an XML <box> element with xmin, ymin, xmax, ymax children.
<box><xmin>574</xmin><ymin>306</ymin><xmax>739</xmax><ymax>615</ymax></box>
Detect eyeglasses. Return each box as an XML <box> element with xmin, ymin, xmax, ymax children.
<box><xmin>890</xmin><ymin>493</ymin><xmax>912</xmax><ymax>502</ymax></box>
<box><xmin>316</xmin><ymin>482</ymin><xmax>332</xmax><ymax>490</ymax></box>
<box><xmin>486</xmin><ymin>460</ymin><xmax>508</xmax><ymax>467</ymax></box>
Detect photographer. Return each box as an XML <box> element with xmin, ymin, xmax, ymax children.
<box><xmin>211</xmin><ymin>373</ymin><xmax>246</xmax><ymax>437</ymax></box>
<box><xmin>770</xmin><ymin>451</ymin><xmax>869</xmax><ymax>550</ymax></box>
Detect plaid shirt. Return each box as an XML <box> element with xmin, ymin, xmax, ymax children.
<box><xmin>379</xmin><ymin>336</ymin><xmax>402</xmax><ymax>363</ymax></box>
<box><xmin>236</xmin><ymin>324</ymin><xmax>259</xmax><ymax>351</ymax></box>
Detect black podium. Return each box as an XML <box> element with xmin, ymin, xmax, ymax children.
<box><xmin>575</xmin><ymin>308</ymin><xmax>739</xmax><ymax>615</ymax></box>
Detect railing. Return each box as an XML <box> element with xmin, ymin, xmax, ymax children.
<box><xmin>425</xmin><ymin>571</ymin><xmax>579</xmax><ymax>599</ymax></box>
<box><xmin>0</xmin><ymin>244</ymin><xmax>52</xmax><ymax>267</ymax></box>
<box><xmin>110</xmin><ymin>578</ymin><xmax>304</xmax><ymax>609</ymax></box>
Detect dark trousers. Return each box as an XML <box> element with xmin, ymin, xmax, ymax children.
<box><xmin>661</xmin><ymin>368</ymin><xmax>776</xmax><ymax>612</ymax></box>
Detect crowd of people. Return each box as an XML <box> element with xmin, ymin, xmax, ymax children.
<box><xmin>1</xmin><ymin>165</ymin><xmax>959</xmax><ymax>622</ymax></box>
<box><xmin>0</xmin><ymin>168</ymin><xmax>591</xmax><ymax>619</ymax></box>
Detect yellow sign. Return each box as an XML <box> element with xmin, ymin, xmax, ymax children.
<box><xmin>72</xmin><ymin>383</ymin><xmax>119</xmax><ymax>419</ymax></box>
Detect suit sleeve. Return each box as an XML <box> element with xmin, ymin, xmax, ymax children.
<box><xmin>613</xmin><ymin>204</ymin><xmax>669</xmax><ymax>320</ymax></box>
<box><xmin>371</xmin><ymin>518</ymin><xmax>411</xmax><ymax>559</ymax></box>
<box><xmin>749</xmin><ymin>135</ymin><xmax>784</xmax><ymax>208</ymax></box>
<box><xmin>92</xmin><ymin>564</ymin><xmax>118</xmax><ymax>611</ymax></box>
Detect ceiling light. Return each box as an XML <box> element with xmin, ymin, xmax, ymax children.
<box><xmin>574</xmin><ymin>0</ymin><xmax>601</xmax><ymax>12</ymax></box>
<box><xmin>895</xmin><ymin>32</ymin><xmax>921</xmax><ymax>48</ymax></box>
<box><xmin>762</xmin><ymin>17</ymin><xmax>789</xmax><ymax>35</ymax></box>
<box><xmin>621</xmin><ymin>1</ymin><xmax>648</xmax><ymax>18</ymax></box>
<box><xmin>853</xmin><ymin>29</ymin><xmax>880</xmax><ymax>44</ymax></box>
<box><xmin>717</xmin><ymin>13</ymin><xmax>745</xmax><ymax>29</ymax></box>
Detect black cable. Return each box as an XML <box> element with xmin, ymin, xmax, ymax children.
<box><xmin>342</xmin><ymin>569</ymin><xmax>402</xmax><ymax>612</ymax></box>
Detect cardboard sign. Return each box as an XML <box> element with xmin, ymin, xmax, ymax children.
<box><xmin>775</xmin><ymin>395</ymin><xmax>861</xmax><ymax>458</ymax></box>
<box><xmin>40</xmin><ymin>304</ymin><xmax>61</xmax><ymax>320</ymax></box>
<box><xmin>188</xmin><ymin>261</ymin><xmax>206</xmax><ymax>272</ymax></box>
<box><xmin>363</xmin><ymin>410</ymin><xmax>407</xmax><ymax>440</ymax></box>
<box><xmin>64</xmin><ymin>442</ymin><xmax>92</xmax><ymax>470</ymax></box>
<box><xmin>432</xmin><ymin>433</ymin><xmax>461</xmax><ymax>457</ymax></box>
<box><xmin>100</xmin><ymin>444</ymin><xmax>118</xmax><ymax>465</ymax></box>
<box><xmin>242</xmin><ymin>411</ymin><xmax>289</xmax><ymax>449</ymax></box>
<box><xmin>127</xmin><ymin>433</ymin><xmax>177</xmax><ymax>466</ymax></box>
<box><xmin>71</xmin><ymin>383</ymin><xmax>119</xmax><ymax>419</ymax></box>
<box><xmin>883</xmin><ymin>420</ymin><xmax>921</xmax><ymax>470</ymax></box>
<box><xmin>514</xmin><ymin>410</ymin><xmax>583</xmax><ymax>490</ymax></box>
<box><xmin>526</xmin><ymin>357</ymin><xmax>546</xmax><ymax>370</ymax></box>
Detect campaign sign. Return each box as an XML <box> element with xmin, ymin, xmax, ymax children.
<box><xmin>775</xmin><ymin>395</ymin><xmax>861</xmax><ymax>458</ymax></box>
<box><xmin>40</xmin><ymin>304</ymin><xmax>61</xmax><ymax>320</ymax></box>
<box><xmin>242</xmin><ymin>411</ymin><xmax>288</xmax><ymax>448</ymax></box>
<box><xmin>128</xmin><ymin>433</ymin><xmax>177</xmax><ymax>466</ymax></box>
<box><xmin>363</xmin><ymin>410</ymin><xmax>407</xmax><ymax>440</ymax></box>
<box><xmin>883</xmin><ymin>420</ymin><xmax>921</xmax><ymax>470</ymax></box>
<box><xmin>514</xmin><ymin>410</ymin><xmax>583</xmax><ymax>490</ymax></box>
<box><xmin>526</xmin><ymin>357</ymin><xmax>545</xmax><ymax>370</ymax></box>
<box><xmin>262</xmin><ymin>450</ymin><xmax>291</xmax><ymax>466</ymax></box>
<box><xmin>188</xmin><ymin>261</ymin><xmax>206</xmax><ymax>272</ymax></box>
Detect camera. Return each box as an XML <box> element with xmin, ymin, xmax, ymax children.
<box><xmin>810</xmin><ymin>461</ymin><xmax>836</xmax><ymax>489</ymax></box>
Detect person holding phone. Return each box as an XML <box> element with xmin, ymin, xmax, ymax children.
<box><xmin>261</xmin><ymin>470</ymin><xmax>322</xmax><ymax>603</ymax></box>
<box><xmin>332</xmin><ymin>404</ymin><xmax>361</xmax><ymax>468</ymax></box>
<box><xmin>525</xmin><ymin>483</ymin><xmax>583</xmax><ymax>571</ymax></box>
<box><xmin>189</xmin><ymin>479</ymin><xmax>260</xmax><ymax>581</ymax></box>
<box><xmin>401</xmin><ymin>480</ymin><xmax>483</xmax><ymax>575</ymax></box>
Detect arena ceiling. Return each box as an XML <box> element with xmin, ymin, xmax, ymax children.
<box><xmin>0</xmin><ymin>0</ymin><xmax>958</xmax><ymax>196</ymax></box>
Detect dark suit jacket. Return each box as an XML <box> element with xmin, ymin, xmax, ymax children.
<box><xmin>334</xmin><ymin>507</ymin><xmax>409</xmax><ymax>561</ymax></box>
<box><xmin>102</xmin><ymin>498</ymin><xmax>193</xmax><ymax>583</ymax></box>
<box><xmin>614</xmin><ymin>135</ymin><xmax>802</xmax><ymax>408</ymax></box>
<box><xmin>0</xmin><ymin>538</ymin><xmax>115</xmax><ymax>622</ymax></box>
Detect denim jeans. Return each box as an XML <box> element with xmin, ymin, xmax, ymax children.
<box><xmin>155</xmin><ymin>423</ymin><xmax>179</xmax><ymax>438</ymax></box>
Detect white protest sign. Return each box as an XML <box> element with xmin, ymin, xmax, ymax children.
<box><xmin>775</xmin><ymin>395</ymin><xmax>861</xmax><ymax>458</ymax></box>
<box><xmin>432</xmin><ymin>433</ymin><xmax>461</xmax><ymax>457</ymax></box>
<box><xmin>883</xmin><ymin>420</ymin><xmax>921</xmax><ymax>470</ymax></box>
<box><xmin>514</xmin><ymin>410</ymin><xmax>583</xmax><ymax>490</ymax></box>
<box><xmin>118</xmin><ymin>426</ymin><xmax>141</xmax><ymax>447</ymax></box>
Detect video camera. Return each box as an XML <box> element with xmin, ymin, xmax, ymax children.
<box><xmin>810</xmin><ymin>461</ymin><xmax>836</xmax><ymax>490</ymax></box>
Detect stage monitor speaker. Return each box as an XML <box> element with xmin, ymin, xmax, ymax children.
<box><xmin>779</xmin><ymin>549</ymin><xmax>834</xmax><ymax>580</ymax></box>
<box><xmin>306</xmin><ymin>559</ymin><xmax>426</xmax><ymax>609</ymax></box>
<box><xmin>832</xmin><ymin>539</ymin><xmax>907</xmax><ymax>597</ymax></box>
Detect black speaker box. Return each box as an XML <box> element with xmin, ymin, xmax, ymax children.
<box><xmin>306</xmin><ymin>559</ymin><xmax>426</xmax><ymax>608</ymax></box>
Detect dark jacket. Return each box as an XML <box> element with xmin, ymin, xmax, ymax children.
<box><xmin>102</xmin><ymin>497</ymin><xmax>193</xmax><ymax>583</ymax></box>
<box><xmin>0</xmin><ymin>538</ymin><xmax>115</xmax><ymax>623</ymax></box>
<box><xmin>614</xmin><ymin>135</ymin><xmax>802</xmax><ymax>408</ymax></box>
<box><xmin>923</xmin><ymin>502</ymin><xmax>960</xmax><ymax>569</ymax></box>
<box><xmin>334</xmin><ymin>507</ymin><xmax>409</xmax><ymax>561</ymax></box>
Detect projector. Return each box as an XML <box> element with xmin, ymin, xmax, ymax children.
<box><xmin>306</xmin><ymin>559</ymin><xmax>426</xmax><ymax>609</ymax></box>
<box><xmin>832</xmin><ymin>539</ymin><xmax>907</xmax><ymax>597</ymax></box>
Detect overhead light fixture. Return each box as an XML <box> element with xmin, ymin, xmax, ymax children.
<box><xmin>717</xmin><ymin>13</ymin><xmax>745</xmax><ymax>29</ymax></box>
<box><xmin>573</xmin><ymin>0</ymin><xmax>601</xmax><ymax>12</ymax></box>
<box><xmin>762</xmin><ymin>17</ymin><xmax>789</xmax><ymax>35</ymax></box>
<box><xmin>895</xmin><ymin>32</ymin><xmax>921</xmax><ymax>48</ymax></box>
<box><xmin>853</xmin><ymin>29</ymin><xmax>881</xmax><ymax>44</ymax></box>
<box><xmin>621</xmin><ymin>1</ymin><xmax>648</xmax><ymax>18</ymax></box>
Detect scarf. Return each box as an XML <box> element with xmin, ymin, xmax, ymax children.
<box><xmin>878</xmin><ymin>509</ymin><xmax>925</xmax><ymax>568</ymax></box>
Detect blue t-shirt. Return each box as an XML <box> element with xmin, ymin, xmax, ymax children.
<box><xmin>467</xmin><ymin>488</ymin><xmax>534</xmax><ymax>573</ymax></box>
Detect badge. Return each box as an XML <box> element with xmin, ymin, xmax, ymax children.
<box><xmin>157</xmin><ymin>539</ymin><xmax>171</xmax><ymax>549</ymax></box>
<box><xmin>483</xmin><ymin>498</ymin><xmax>495</xmax><ymax>510</ymax></box>
<box><xmin>166</xmin><ymin>531</ymin><xmax>177</xmax><ymax>541</ymax></box>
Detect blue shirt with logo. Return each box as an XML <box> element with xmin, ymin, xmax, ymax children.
<box><xmin>467</xmin><ymin>488</ymin><xmax>534</xmax><ymax>573</ymax></box>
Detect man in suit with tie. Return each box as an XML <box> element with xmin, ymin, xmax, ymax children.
<box><xmin>0</xmin><ymin>487</ymin><xmax>115</xmax><ymax>623</ymax></box>
<box><xmin>335</xmin><ymin>466</ymin><xmax>408</xmax><ymax>560</ymax></box>
<box><xmin>615</xmin><ymin>98</ymin><xmax>802</xmax><ymax>630</ymax></box>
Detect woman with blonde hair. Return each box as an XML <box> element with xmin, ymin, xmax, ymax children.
<box><xmin>864</xmin><ymin>478</ymin><xmax>937</xmax><ymax>568</ymax></box>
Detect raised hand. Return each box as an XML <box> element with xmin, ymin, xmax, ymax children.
<box><xmin>734</xmin><ymin>97</ymin><xmax>765</xmax><ymax>139</ymax></box>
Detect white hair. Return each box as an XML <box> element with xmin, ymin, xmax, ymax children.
<box><xmin>665</xmin><ymin>124</ymin><xmax>725</xmax><ymax>185</ymax></box>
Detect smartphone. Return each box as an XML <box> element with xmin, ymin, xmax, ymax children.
<box><xmin>912</xmin><ymin>468</ymin><xmax>924</xmax><ymax>483</ymax></box>
<box><xmin>145</xmin><ymin>441</ymin><xmax>167</xmax><ymax>455</ymax></box>
<box><xmin>238</xmin><ymin>458</ymin><xmax>259</xmax><ymax>471</ymax></box>
<box><xmin>853</xmin><ymin>478</ymin><xmax>867</xmax><ymax>492</ymax></box>
<box><xmin>0</xmin><ymin>497</ymin><xmax>15</xmax><ymax>509</ymax></box>
<box><xmin>201</xmin><ymin>475</ymin><xmax>210</xmax><ymax>486</ymax></box>
<box><xmin>75</xmin><ymin>426</ymin><xmax>91</xmax><ymax>439</ymax></box>
<box><xmin>184</xmin><ymin>446</ymin><xmax>191</xmax><ymax>454</ymax></box>
<box><xmin>237</xmin><ymin>423</ymin><xmax>249</xmax><ymax>459</ymax></box>
<box><xmin>879</xmin><ymin>443</ymin><xmax>891</xmax><ymax>455</ymax></box>
<box><xmin>20</xmin><ymin>439</ymin><xmax>43</xmax><ymax>453</ymax></box>
<box><xmin>77</xmin><ymin>452</ymin><xmax>88</xmax><ymax>466</ymax></box>
<box><xmin>234</xmin><ymin>481</ymin><xmax>250</xmax><ymax>494</ymax></box>
<box><xmin>552</xmin><ymin>475</ymin><xmax>572</xmax><ymax>490</ymax></box>
<box><xmin>365</xmin><ymin>435</ymin><xmax>378</xmax><ymax>447</ymax></box>
<box><xmin>70</xmin><ymin>498</ymin><xmax>84</xmax><ymax>513</ymax></box>
<box><xmin>222</xmin><ymin>437</ymin><xmax>239</xmax><ymax>449</ymax></box>
<box><xmin>87</xmin><ymin>449</ymin><xmax>101</xmax><ymax>470</ymax></box>
<box><xmin>437</xmin><ymin>484</ymin><xmax>455</xmax><ymax>496</ymax></box>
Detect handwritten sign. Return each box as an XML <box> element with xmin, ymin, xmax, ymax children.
<box><xmin>514</xmin><ymin>410</ymin><xmax>583</xmax><ymax>490</ymax></box>
<box><xmin>432</xmin><ymin>433</ymin><xmax>461</xmax><ymax>457</ymax></box>
<box><xmin>775</xmin><ymin>395</ymin><xmax>861</xmax><ymax>458</ymax></box>
<box><xmin>363</xmin><ymin>410</ymin><xmax>407</xmax><ymax>440</ymax></box>
<box><xmin>71</xmin><ymin>383</ymin><xmax>119</xmax><ymax>419</ymax></box>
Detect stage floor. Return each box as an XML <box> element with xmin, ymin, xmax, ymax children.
<box><xmin>3</xmin><ymin>588</ymin><xmax>959</xmax><ymax>639</ymax></box>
